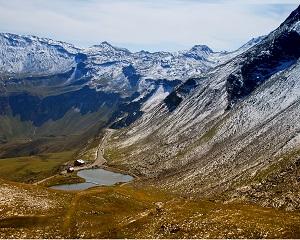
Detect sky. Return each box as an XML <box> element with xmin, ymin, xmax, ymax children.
<box><xmin>0</xmin><ymin>0</ymin><xmax>298</xmax><ymax>52</ymax></box>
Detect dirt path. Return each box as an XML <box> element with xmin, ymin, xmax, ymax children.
<box><xmin>67</xmin><ymin>128</ymin><xmax>115</xmax><ymax>172</ymax></box>
<box><xmin>34</xmin><ymin>129</ymin><xmax>115</xmax><ymax>185</ymax></box>
<box><xmin>94</xmin><ymin>128</ymin><xmax>115</xmax><ymax>166</ymax></box>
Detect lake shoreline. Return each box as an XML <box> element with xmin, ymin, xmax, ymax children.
<box><xmin>50</xmin><ymin>168</ymin><xmax>134</xmax><ymax>191</ymax></box>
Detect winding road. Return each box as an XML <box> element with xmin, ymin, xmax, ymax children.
<box><xmin>70</xmin><ymin>128</ymin><xmax>115</xmax><ymax>172</ymax></box>
<box><xmin>34</xmin><ymin>128</ymin><xmax>115</xmax><ymax>185</ymax></box>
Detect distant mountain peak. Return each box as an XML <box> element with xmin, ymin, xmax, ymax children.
<box><xmin>190</xmin><ymin>45</ymin><xmax>213</xmax><ymax>53</ymax></box>
<box><xmin>182</xmin><ymin>44</ymin><xmax>213</xmax><ymax>60</ymax></box>
<box><xmin>89</xmin><ymin>41</ymin><xmax>131</xmax><ymax>54</ymax></box>
<box><xmin>101</xmin><ymin>41</ymin><xmax>111</xmax><ymax>46</ymax></box>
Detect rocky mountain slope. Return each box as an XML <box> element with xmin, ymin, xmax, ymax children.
<box><xmin>104</xmin><ymin>5</ymin><xmax>300</xmax><ymax>211</ymax></box>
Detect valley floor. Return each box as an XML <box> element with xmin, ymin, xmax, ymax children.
<box><xmin>0</xmin><ymin>129</ymin><xmax>300</xmax><ymax>238</ymax></box>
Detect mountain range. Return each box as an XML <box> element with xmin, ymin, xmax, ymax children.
<box><xmin>1</xmin><ymin>4</ymin><xmax>300</xmax><ymax>213</ymax></box>
<box><xmin>0</xmin><ymin>30</ymin><xmax>262</xmax><ymax>148</ymax></box>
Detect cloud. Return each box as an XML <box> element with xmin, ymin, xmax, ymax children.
<box><xmin>0</xmin><ymin>0</ymin><xmax>297</xmax><ymax>52</ymax></box>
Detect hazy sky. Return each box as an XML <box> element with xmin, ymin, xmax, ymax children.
<box><xmin>0</xmin><ymin>0</ymin><xmax>298</xmax><ymax>52</ymax></box>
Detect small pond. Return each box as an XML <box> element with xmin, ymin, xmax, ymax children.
<box><xmin>50</xmin><ymin>168</ymin><xmax>134</xmax><ymax>191</ymax></box>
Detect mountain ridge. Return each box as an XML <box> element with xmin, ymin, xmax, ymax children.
<box><xmin>0</xmin><ymin>32</ymin><xmax>263</xmax><ymax>81</ymax></box>
<box><xmin>103</xmin><ymin>5</ymin><xmax>300</xmax><ymax>211</ymax></box>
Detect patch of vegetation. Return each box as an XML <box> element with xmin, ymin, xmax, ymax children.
<box><xmin>76</xmin><ymin>131</ymin><xmax>106</xmax><ymax>162</ymax></box>
<box><xmin>52</xmin><ymin>186</ymin><xmax>300</xmax><ymax>238</ymax></box>
<box><xmin>173</xmin><ymin>118</ymin><xmax>224</xmax><ymax>160</ymax></box>
<box><xmin>1</xmin><ymin>181</ymin><xmax>300</xmax><ymax>239</ymax></box>
<box><xmin>0</xmin><ymin>215</ymin><xmax>51</xmax><ymax>229</ymax></box>
<box><xmin>104</xmin><ymin>148</ymin><xmax>123</xmax><ymax>162</ymax></box>
<box><xmin>38</xmin><ymin>173</ymin><xmax>85</xmax><ymax>187</ymax></box>
<box><xmin>104</xmin><ymin>144</ymin><xmax>137</xmax><ymax>164</ymax></box>
<box><xmin>0</xmin><ymin>178</ymin><xmax>74</xmax><ymax>239</ymax></box>
<box><xmin>0</xmin><ymin>115</ymin><xmax>35</xmax><ymax>141</ymax></box>
<box><xmin>0</xmin><ymin>106</ymin><xmax>111</xmax><ymax>158</ymax></box>
<box><xmin>200</xmin><ymin>124</ymin><xmax>218</xmax><ymax>142</ymax></box>
<box><xmin>0</xmin><ymin>151</ymin><xmax>74</xmax><ymax>183</ymax></box>
<box><xmin>253</xmin><ymin>148</ymin><xmax>300</xmax><ymax>183</ymax></box>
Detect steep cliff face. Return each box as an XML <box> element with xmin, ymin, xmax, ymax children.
<box><xmin>104</xmin><ymin>5</ymin><xmax>300</xmax><ymax>210</ymax></box>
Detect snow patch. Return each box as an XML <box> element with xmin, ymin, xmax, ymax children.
<box><xmin>293</xmin><ymin>21</ymin><xmax>300</xmax><ymax>34</ymax></box>
<box><xmin>142</xmin><ymin>85</ymin><xmax>170</xmax><ymax>112</ymax></box>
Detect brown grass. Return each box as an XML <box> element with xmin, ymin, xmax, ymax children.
<box><xmin>1</xmin><ymin>179</ymin><xmax>299</xmax><ymax>239</ymax></box>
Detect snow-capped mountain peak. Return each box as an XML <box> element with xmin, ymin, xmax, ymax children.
<box><xmin>88</xmin><ymin>41</ymin><xmax>131</xmax><ymax>54</ymax></box>
<box><xmin>0</xmin><ymin>33</ymin><xmax>79</xmax><ymax>78</ymax></box>
<box><xmin>188</xmin><ymin>44</ymin><xmax>213</xmax><ymax>54</ymax></box>
<box><xmin>182</xmin><ymin>44</ymin><xmax>213</xmax><ymax>60</ymax></box>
